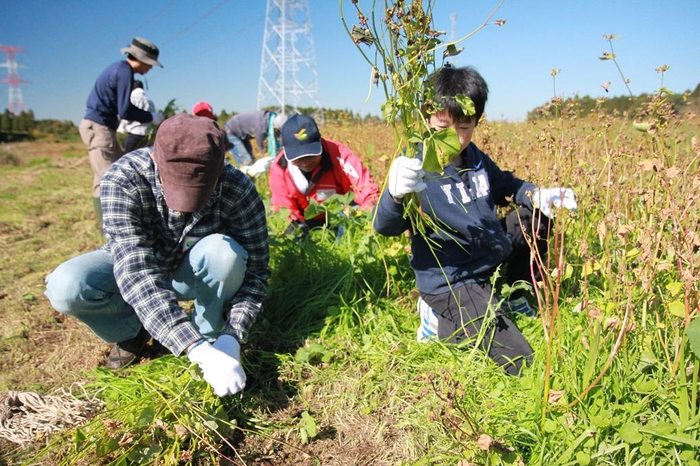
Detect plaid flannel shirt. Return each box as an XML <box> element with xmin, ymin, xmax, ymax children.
<box><xmin>100</xmin><ymin>148</ymin><xmax>270</xmax><ymax>355</ymax></box>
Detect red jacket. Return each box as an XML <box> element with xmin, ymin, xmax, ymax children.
<box><xmin>269</xmin><ymin>138</ymin><xmax>380</xmax><ymax>222</ymax></box>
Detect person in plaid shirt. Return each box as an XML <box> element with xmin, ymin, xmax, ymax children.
<box><xmin>45</xmin><ymin>113</ymin><xmax>270</xmax><ymax>397</ymax></box>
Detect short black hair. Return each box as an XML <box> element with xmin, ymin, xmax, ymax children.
<box><xmin>428</xmin><ymin>65</ymin><xmax>489</xmax><ymax>124</ymax></box>
<box><xmin>132</xmin><ymin>80</ymin><xmax>144</xmax><ymax>90</ymax></box>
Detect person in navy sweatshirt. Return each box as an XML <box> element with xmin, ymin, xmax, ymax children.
<box><xmin>373</xmin><ymin>65</ymin><xmax>577</xmax><ymax>375</ymax></box>
<box><xmin>79</xmin><ymin>37</ymin><xmax>165</xmax><ymax>228</ymax></box>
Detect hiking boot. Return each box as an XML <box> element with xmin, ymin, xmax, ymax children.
<box><xmin>506</xmin><ymin>297</ymin><xmax>537</xmax><ymax>318</ymax></box>
<box><xmin>416</xmin><ymin>297</ymin><xmax>439</xmax><ymax>342</ymax></box>
<box><xmin>105</xmin><ymin>327</ymin><xmax>150</xmax><ymax>369</ymax></box>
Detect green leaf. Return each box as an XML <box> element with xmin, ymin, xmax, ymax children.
<box><xmin>128</xmin><ymin>445</ymin><xmax>162</xmax><ymax>463</ymax></box>
<box><xmin>203</xmin><ymin>419</ymin><xmax>219</xmax><ymax>431</ymax></box>
<box><xmin>454</xmin><ymin>94</ymin><xmax>475</xmax><ymax>117</ymax></box>
<box><xmin>639</xmin><ymin>440</ymin><xmax>653</xmax><ymax>455</ymax></box>
<box><xmin>686</xmin><ymin>317</ymin><xmax>700</xmax><ymax>359</ymax></box>
<box><xmin>590</xmin><ymin>414</ymin><xmax>611</xmax><ymax>428</ymax></box>
<box><xmin>666</xmin><ymin>281</ymin><xmax>683</xmax><ymax>296</ymax></box>
<box><xmin>136</xmin><ymin>406</ymin><xmax>155</xmax><ymax>426</ymax></box>
<box><xmin>384</xmin><ymin>241</ymin><xmax>403</xmax><ymax>257</ymax></box>
<box><xmin>381</xmin><ymin>102</ymin><xmax>394</xmax><ymax>122</ymax></box>
<box><xmin>625</xmin><ymin>247</ymin><xmax>641</xmax><ymax>260</ymax></box>
<box><xmin>303</xmin><ymin>193</ymin><xmax>354</xmax><ymax>221</ymax></box>
<box><xmin>633</xmin><ymin>121</ymin><xmax>651</xmax><ymax>132</ymax></box>
<box><xmin>633</xmin><ymin>377</ymin><xmax>657</xmax><ymax>393</ymax></box>
<box><xmin>618</xmin><ymin>422</ymin><xmax>643</xmax><ymax>444</ymax></box>
<box><xmin>668</xmin><ymin>300</ymin><xmax>686</xmax><ymax>318</ymax></box>
<box><xmin>301</xmin><ymin>411</ymin><xmax>318</xmax><ymax>438</ymax></box>
<box><xmin>422</xmin><ymin>128</ymin><xmax>461</xmax><ymax>172</ymax></box>
<box><xmin>304</xmin><ymin>200</ymin><xmax>325</xmax><ymax>220</ymax></box>
<box><xmin>563</xmin><ymin>263</ymin><xmax>574</xmax><ymax>280</ymax></box>
<box><xmin>575</xmin><ymin>451</ymin><xmax>591</xmax><ymax>465</ymax></box>
<box><xmin>94</xmin><ymin>437</ymin><xmax>120</xmax><ymax>456</ymax></box>
<box><xmin>443</xmin><ymin>44</ymin><xmax>463</xmax><ymax>58</ymax></box>
<box><xmin>298</xmin><ymin>411</ymin><xmax>317</xmax><ymax>444</ymax></box>
<box><xmin>350</xmin><ymin>25</ymin><xmax>374</xmax><ymax>46</ymax></box>
<box><xmin>543</xmin><ymin>419</ymin><xmax>558</xmax><ymax>433</ymax></box>
<box><xmin>295</xmin><ymin>342</ymin><xmax>331</xmax><ymax>365</ymax></box>
<box><xmin>72</xmin><ymin>428</ymin><xmax>86</xmax><ymax>449</ymax></box>
<box><xmin>644</xmin><ymin>421</ymin><xmax>675</xmax><ymax>436</ymax></box>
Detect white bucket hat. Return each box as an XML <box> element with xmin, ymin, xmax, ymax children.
<box><xmin>273</xmin><ymin>113</ymin><xmax>288</xmax><ymax>130</ymax></box>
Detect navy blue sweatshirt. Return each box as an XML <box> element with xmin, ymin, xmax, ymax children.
<box><xmin>373</xmin><ymin>142</ymin><xmax>536</xmax><ymax>295</ymax></box>
<box><xmin>84</xmin><ymin>61</ymin><xmax>153</xmax><ymax>130</ymax></box>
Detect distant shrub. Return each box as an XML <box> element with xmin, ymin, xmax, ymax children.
<box><xmin>0</xmin><ymin>148</ymin><xmax>20</xmax><ymax>166</ymax></box>
<box><xmin>33</xmin><ymin>120</ymin><xmax>80</xmax><ymax>142</ymax></box>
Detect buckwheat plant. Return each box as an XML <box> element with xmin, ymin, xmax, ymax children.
<box><xmin>340</xmin><ymin>0</ymin><xmax>506</xmax><ymax>232</ymax></box>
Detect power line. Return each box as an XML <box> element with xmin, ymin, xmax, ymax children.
<box><xmin>161</xmin><ymin>0</ymin><xmax>232</xmax><ymax>46</ymax></box>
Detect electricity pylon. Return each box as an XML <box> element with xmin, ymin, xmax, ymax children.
<box><xmin>0</xmin><ymin>45</ymin><xmax>28</xmax><ymax>115</ymax></box>
<box><xmin>257</xmin><ymin>0</ymin><xmax>324</xmax><ymax>120</ymax></box>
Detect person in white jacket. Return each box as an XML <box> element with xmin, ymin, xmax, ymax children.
<box><xmin>118</xmin><ymin>80</ymin><xmax>157</xmax><ymax>153</ymax></box>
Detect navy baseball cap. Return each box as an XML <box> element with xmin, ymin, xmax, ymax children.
<box><xmin>281</xmin><ymin>114</ymin><xmax>323</xmax><ymax>161</ymax></box>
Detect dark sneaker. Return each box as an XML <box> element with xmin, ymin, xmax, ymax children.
<box><xmin>506</xmin><ymin>297</ymin><xmax>537</xmax><ymax>317</ymax></box>
<box><xmin>105</xmin><ymin>328</ymin><xmax>150</xmax><ymax>369</ymax></box>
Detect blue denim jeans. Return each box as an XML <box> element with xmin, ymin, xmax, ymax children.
<box><xmin>226</xmin><ymin>134</ymin><xmax>254</xmax><ymax>167</ymax></box>
<box><xmin>44</xmin><ymin>234</ymin><xmax>248</xmax><ymax>344</ymax></box>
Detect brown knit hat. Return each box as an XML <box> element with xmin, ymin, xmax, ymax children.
<box><xmin>153</xmin><ymin>113</ymin><xmax>226</xmax><ymax>212</ymax></box>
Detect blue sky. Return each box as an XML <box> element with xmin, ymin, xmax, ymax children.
<box><xmin>1</xmin><ymin>0</ymin><xmax>698</xmax><ymax>123</ymax></box>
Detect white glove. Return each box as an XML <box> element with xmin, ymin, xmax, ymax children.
<box><xmin>532</xmin><ymin>187</ymin><xmax>577</xmax><ymax>218</ymax></box>
<box><xmin>187</xmin><ymin>340</ymin><xmax>246</xmax><ymax>397</ymax></box>
<box><xmin>388</xmin><ymin>156</ymin><xmax>426</xmax><ymax>199</ymax></box>
<box><xmin>212</xmin><ymin>334</ymin><xmax>241</xmax><ymax>359</ymax></box>
<box><xmin>242</xmin><ymin>156</ymin><xmax>273</xmax><ymax>178</ymax></box>
<box><xmin>150</xmin><ymin>112</ymin><xmax>165</xmax><ymax>125</ymax></box>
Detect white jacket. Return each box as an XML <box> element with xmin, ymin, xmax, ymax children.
<box><xmin>117</xmin><ymin>88</ymin><xmax>155</xmax><ymax>136</ymax></box>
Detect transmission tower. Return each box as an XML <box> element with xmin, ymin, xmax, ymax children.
<box><xmin>257</xmin><ymin>0</ymin><xmax>324</xmax><ymax>120</ymax></box>
<box><xmin>0</xmin><ymin>45</ymin><xmax>28</xmax><ymax>115</ymax></box>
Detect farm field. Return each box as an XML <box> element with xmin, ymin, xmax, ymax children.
<box><xmin>1</xmin><ymin>111</ymin><xmax>699</xmax><ymax>464</ymax></box>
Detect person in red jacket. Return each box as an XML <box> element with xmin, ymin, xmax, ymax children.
<box><xmin>269</xmin><ymin>114</ymin><xmax>380</xmax><ymax>235</ymax></box>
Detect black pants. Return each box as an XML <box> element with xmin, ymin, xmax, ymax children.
<box><xmin>124</xmin><ymin>133</ymin><xmax>149</xmax><ymax>154</ymax></box>
<box><xmin>500</xmin><ymin>207</ymin><xmax>552</xmax><ymax>294</ymax></box>
<box><xmin>422</xmin><ymin>207</ymin><xmax>551</xmax><ymax>376</ymax></box>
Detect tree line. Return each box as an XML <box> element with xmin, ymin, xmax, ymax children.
<box><xmin>527</xmin><ymin>83</ymin><xmax>700</xmax><ymax>120</ymax></box>
<box><xmin>1</xmin><ymin>109</ymin><xmax>80</xmax><ymax>143</ymax></box>
<box><xmin>2</xmin><ymin>85</ymin><xmax>697</xmax><ymax>143</ymax></box>
<box><xmin>0</xmin><ymin>102</ymin><xmax>384</xmax><ymax>144</ymax></box>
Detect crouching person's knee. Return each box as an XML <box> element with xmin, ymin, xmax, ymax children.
<box><xmin>191</xmin><ymin>234</ymin><xmax>248</xmax><ymax>283</ymax></box>
<box><xmin>45</xmin><ymin>263</ymin><xmax>84</xmax><ymax>316</ymax></box>
<box><xmin>44</xmin><ymin>250</ymin><xmax>115</xmax><ymax>317</ymax></box>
